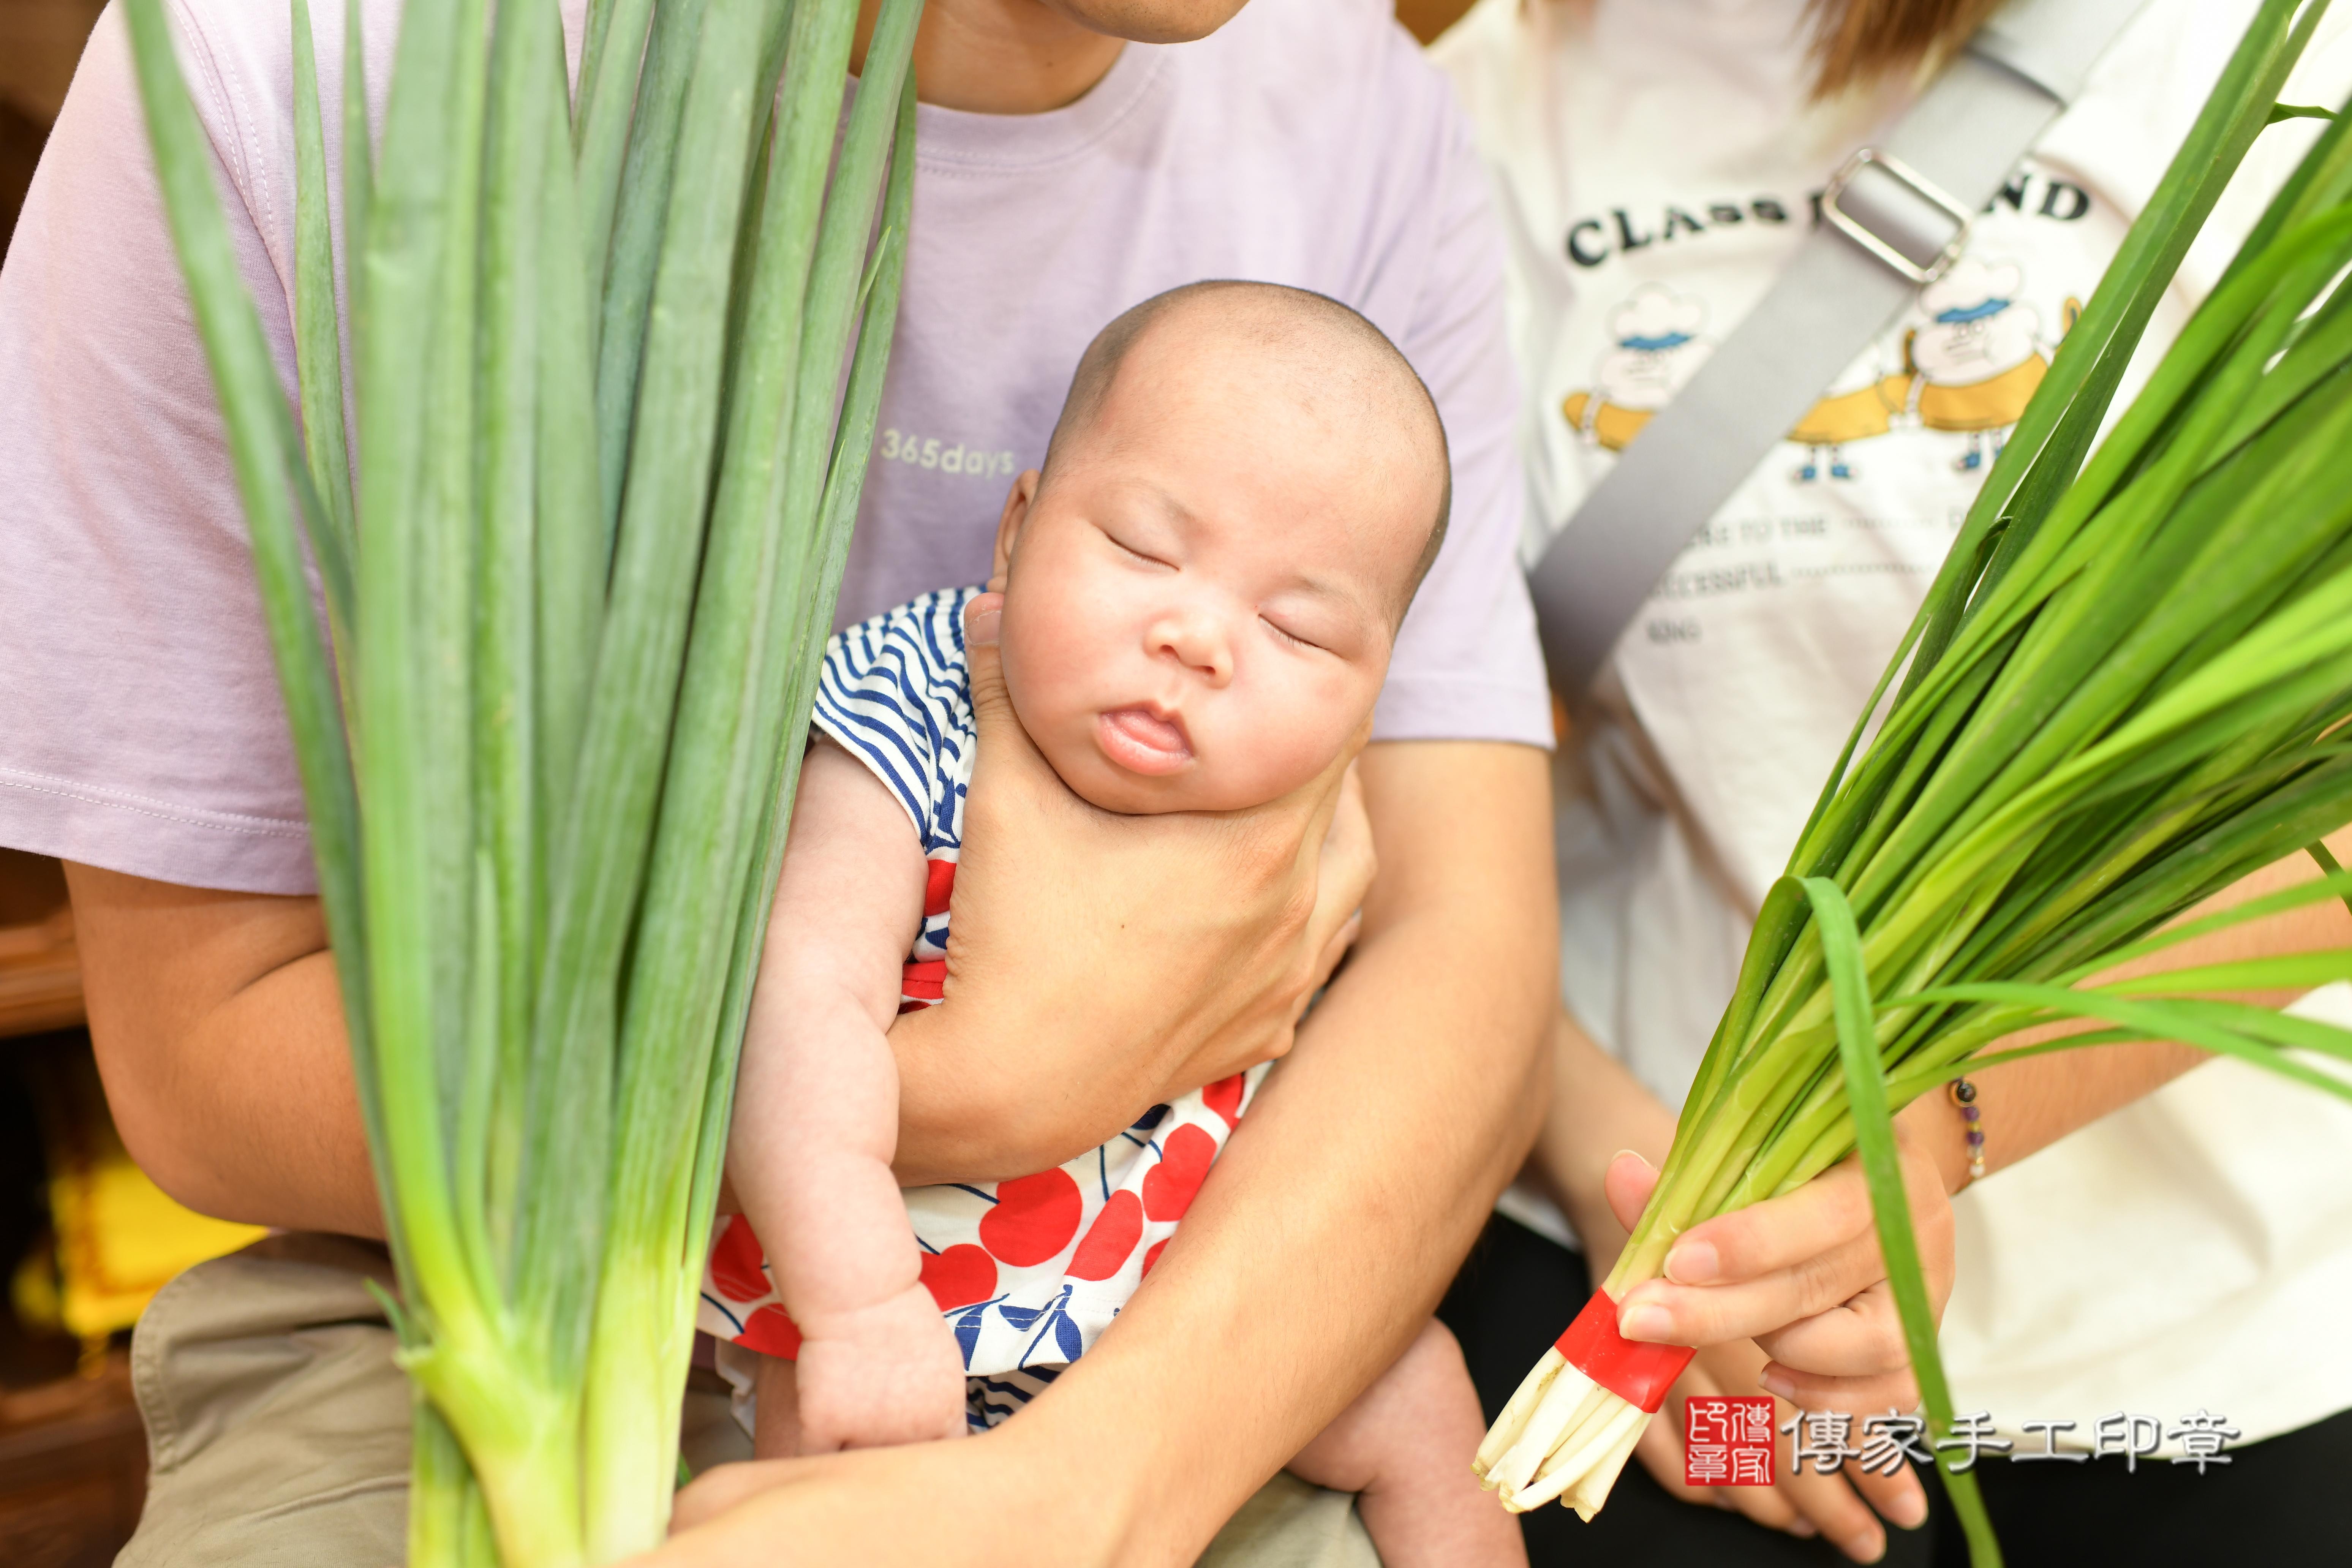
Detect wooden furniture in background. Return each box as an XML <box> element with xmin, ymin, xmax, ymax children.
<box><xmin>0</xmin><ymin>852</ymin><xmax>82</xmax><ymax>1038</ymax></box>
<box><xmin>1395</xmin><ymin>0</ymin><xmax>1476</xmax><ymax>46</ymax></box>
<box><xmin>0</xmin><ymin>1348</ymin><xmax>145</xmax><ymax>1568</ymax></box>
<box><xmin>2</xmin><ymin>1023</ymin><xmax>143</xmax><ymax>1568</ymax></box>
<box><xmin>2</xmin><ymin>845</ymin><xmax>124</xmax><ymax>1566</ymax></box>
<box><xmin>0</xmin><ymin>0</ymin><xmax>104</xmax><ymax>258</ymax></box>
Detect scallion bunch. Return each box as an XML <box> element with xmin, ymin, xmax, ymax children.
<box><xmin>125</xmin><ymin>0</ymin><xmax>922</xmax><ymax>1560</ymax></box>
<box><xmin>1481</xmin><ymin>4</ymin><xmax>2352</xmax><ymax>1560</ymax></box>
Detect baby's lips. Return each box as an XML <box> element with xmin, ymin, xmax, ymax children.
<box><xmin>1097</xmin><ymin>707</ymin><xmax>1193</xmax><ymax>775</ymax></box>
<box><xmin>1109</xmin><ymin>707</ymin><xmax>1186</xmax><ymax>751</ymax></box>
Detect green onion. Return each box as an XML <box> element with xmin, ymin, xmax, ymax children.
<box><xmin>125</xmin><ymin>0</ymin><xmax>922</xmax><ymax>1560</ymax></box>
<box><xmin>1481</xmin><ymin>4</ymin><xmax>2352</xmax><ymax>1557</ymax></box>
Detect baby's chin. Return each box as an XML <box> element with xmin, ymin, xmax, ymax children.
<box><xmin>1038</xmin><ymin>734</ymin><xmax>1270</xmax><ymax>816</ymax></box>
<box><xmin>1060</xmin><ymin>752</ymin><xmax>1225</xmax><ymax>815</ymax></box>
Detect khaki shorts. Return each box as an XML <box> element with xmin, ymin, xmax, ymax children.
<box><xmin>118</xmin><ymin>1233</ymin><xmax>1376</xmax><ymax>1567</ymax></box>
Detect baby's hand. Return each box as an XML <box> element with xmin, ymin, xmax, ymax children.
<box><xmin>788</xmin><ymin>1284</ymin><xmax>970</xmax><ymax>1455</ymax></box>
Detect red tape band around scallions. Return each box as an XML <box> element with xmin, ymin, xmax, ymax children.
<box><xmin>1552</xmin><ymin>1290</ymin><xmax>1696</xmax><ymax>1414</ymax></box>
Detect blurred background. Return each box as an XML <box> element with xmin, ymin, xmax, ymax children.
<box><xmin>0</xmin><ymin>0</ymin><xmax>1473</xmax><ymax>1562</ymax></box>
<box><xmin>1</xmin><ymin>1</ymin><xmax>103</xmax><ymax>256</ymax></box>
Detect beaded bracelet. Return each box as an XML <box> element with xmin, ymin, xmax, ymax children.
<box><xmin>1950</xmin><ymin>1077</ymin><xmax>1986</xmax><ymax>1184</ymax></box>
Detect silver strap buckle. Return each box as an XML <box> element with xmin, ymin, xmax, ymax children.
<box><xmin>1820</xmin><ymin>147</ymin><xmax>1975</xmax><ymax>286</ymax></box>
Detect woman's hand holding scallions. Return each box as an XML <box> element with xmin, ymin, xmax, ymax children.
<box><xmin>1537</xmin><ymin>1010</ymin><xmax>1948</xmax><ymax>1549</ymax></box>
<box><xmin>1609</xmin><ymin>1135</ymin><xmax>1955</xmax><ymax>1415</ymax></box>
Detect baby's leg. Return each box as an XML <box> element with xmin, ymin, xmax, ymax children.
<box><xmin>1289</xmin><ymin>1318</ymin><xmax>1525</xmax><ymax>1568</ymax></box>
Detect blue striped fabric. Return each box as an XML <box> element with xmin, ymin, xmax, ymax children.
<box><xmin>811</xmin><ymin>586</ymin><xmax>981</xmax><ymax>963</ymax></box>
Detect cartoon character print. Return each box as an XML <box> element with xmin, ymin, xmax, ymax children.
<box><xmin>1561</xmin><ymin>285</ymin><xmax>1714</xmax><ymax>451</ymax></box>
<box><xmin>1787</xmin><ymin>355</ymin><xmax>1908</xmax><ymax>484</ymax></box>
<box><xmin>1568</xmin><ymin>261</ymin><xmax>2083</xmax><ymax>486</ymax></box>
<box><xmin>1899</xmin><ymin>258</ymin><xmax>2079</xmax><ymax>472</ymax></box>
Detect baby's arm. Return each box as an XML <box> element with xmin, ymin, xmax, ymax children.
<box><xmin>727</xmin><ymin>738</ymin><xmax>969</xmax><ymax>1455</ymax></box>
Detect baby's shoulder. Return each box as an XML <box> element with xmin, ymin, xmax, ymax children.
<box><xmin>828</xmin><ymin>588</ymin><xmax>983</xmax><ymax>719</ymax></box>
<box><xmin>813</xmin><ymin>588</ymin><xmax>983</xmax><ymax>844</ymax></box>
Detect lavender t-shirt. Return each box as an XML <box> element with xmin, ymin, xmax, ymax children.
<box><xmin>0</xmin><ymin>0</ymin><xmax>1549</xmax><ymax>895</ymax></box>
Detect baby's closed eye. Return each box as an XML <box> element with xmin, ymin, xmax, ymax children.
<box><xmin>1099</xmin><ymin>524</ymin><xmax>1177</xmax><ymax>571</ymax></box>
<box><xmin>1259</xmin><ymin>615</ymin><xmax>1323</xmax><ymax>653</ymax></box>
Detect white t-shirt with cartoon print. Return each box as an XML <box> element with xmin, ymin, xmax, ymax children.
<box><xmin>1436</xmin><ymin>0</ymin><xmax>2352</xmax><ymax>1451</ymax></box>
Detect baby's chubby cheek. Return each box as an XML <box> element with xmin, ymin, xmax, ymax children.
<box><xmin>1192</xmin><ymin>700</ymin><xmax>1351</xmax><ymax>806</ymax></box>
<box><xmin>994</xmin><ymin>608</ymin><xmax>1138</xmax><ymax>801</ymax></box>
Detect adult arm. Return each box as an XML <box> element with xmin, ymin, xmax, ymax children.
<box><xmin>71</xmin><ymin>575</ymin><xmax>1370</xmax><ymax>1241</ymax></box>
<box><xmin>1895</xmin><ymin>824</ymin><xmax>2352</xmax><ymax>1195</ymax></box>
<box><xmin>65</xmin><ymin>863</ymin><xmax>381</xmax><ymax>1236</ymax></box>
<box><xmin>20</xmin><ymin>10</ymin><xmax>369</xmax><ymax>1238</ymax></box>
<box><xmin>68</xmin><ymin>816</ymin><xmax>1363</xmax><ymax>1238</ymax></box>
<box><xmin>655</xmin><ymin>737</ymin><xmax>1558</xmax><ymax>1566</ymax></box>
<box><xmin>66</xmin><ymin>708</ymin><xmax>1370</xmax><ymax>1237</ymax></box>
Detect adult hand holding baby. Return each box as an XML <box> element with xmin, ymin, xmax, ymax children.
<box><xmin>886</xmin><ymin>589</ymin><xmax>1375</xmax><ymax>1187</ymax></box>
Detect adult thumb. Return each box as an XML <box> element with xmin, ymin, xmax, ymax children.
<box><xmin>963</xmin><ymin>591</ymin><xmax>1039</xmax><ymax>762</ymax></box>
<box><xmin>961</xmin><ymin>590</ymin><xmax>1084</xmax><ymax>820</ymax></box>
<box><xmin>962</xmin><ymin>591</ymin><xmax>1012</xmax><ymax>723</ymax></box>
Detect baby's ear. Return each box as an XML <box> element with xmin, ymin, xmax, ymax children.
<box><xmin>992</xmin><ymin>469</ymin><xmax>1042</xmax><ymax>587</ymax></box>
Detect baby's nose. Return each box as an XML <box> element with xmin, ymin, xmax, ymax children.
<box><xmin>1150</xmin><ymin>610</ymin><xmax>1234</xmax><ymax>685</ymax></box>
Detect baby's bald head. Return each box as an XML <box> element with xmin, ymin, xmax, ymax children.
<box><xmin>1042</xmin><ymin>281</ymin><xmax>1451</xmax><ymax>613</ymax></box>
<box><xmin>994</xmin><ymin>284</ymin><xmax>1451</xmax><ymax>815</ymax></box>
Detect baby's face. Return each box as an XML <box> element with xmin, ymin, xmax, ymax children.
<box><xmin>994</xmin><ymin>332</ymin><xmax>1440</xmax><ymax>814</ymax></box>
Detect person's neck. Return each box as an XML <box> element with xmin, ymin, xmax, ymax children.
<box><xmin>855</xmin><ymin>0</ymin><xmax>1125</xmax><ymax>114</ymax></box>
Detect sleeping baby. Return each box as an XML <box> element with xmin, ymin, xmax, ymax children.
<box><xmin>697</xmin><ymin>280</ymin><xmax>1518</xmax><ymax>1566</ymax></box>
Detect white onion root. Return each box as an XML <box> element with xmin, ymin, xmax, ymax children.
<box><xmin>1473</xmin><ymin>1349</ymin><xmax>1649</xmax><ymax>1521</ymax></box>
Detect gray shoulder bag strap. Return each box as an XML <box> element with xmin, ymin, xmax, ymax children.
<box><xmin>1530</xmin><ymin>0</ymin><xmax>2151</xmax><ymax>694</ymax></box>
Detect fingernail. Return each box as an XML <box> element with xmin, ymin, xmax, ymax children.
<box><xmin>1664</xmin><ymin>1238</ymin><xmax>1720</xmax><ymax>1284</ymax></box>
<box><xmin>964</xmin><ymin>597</ymin><xmax>1002</xmax><ymax>646</ymax></box>
<box><xmin>1846</xmin><ymin>1527</ymin><xmax>1886</xmax><ymax>1563</ymax></box>
<box><xmin>1759</xmin><ymin>1370</ymin><xmax>1796</xmax><ymax>1400</ymax></box>
<box><xmin>1618</xmin><ymin>1302</ymin><xmax>1673</xmax><ymax>1342</ymax></box>
<box><xmin>1789</xmin><ymin>1519</ymin><xmax>1818</xmax><ymax>1538</ymax></box>
<box><xmin>1886</xmin><ymin>1487</ymin><xmax>1929</xmax><ymax>1530</ymax></box>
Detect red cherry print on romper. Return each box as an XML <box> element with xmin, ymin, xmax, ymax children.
<box><xmin>1202</xmin><ymin>1074</ymin><xmax>1245</xmax><ymax>1130</ymax></box>
<box><xmin>1066</xmin><ymin>1190</ymin><xmax>1144</xmax><ymax>1281</ymax></box>
<box><xmin>978</xmin><ymin>1169</ymin><xmax>1084</xmax><ymax>1265</ymax></box>
<box><xmin>1142</xmin><ymin>1125</ymin><xmax>1217</xmax><ymax>1222</ymax></box>
<box><xmin>710</xmin><ymin>1214</ymin><xmax>773</xmax><ymax>1303</ymax></box>
<box><xmin>919</xmin><ymin>1244</ymin><xmax>999</xmax><ymax>1309</ymax></box>
<box><xmin>1141</xmin><ymin>1239</ymin><xmax>1170</xmax><ymax>1277</ymax></box>
<box><xmin>900</xmin><ymin>958</ymin><xmax>948</xmax><ymax>1003</ymax></box>
<box><xmin>923</xmin><ymin>859</ymin><xmax>957</xmax><ymax>917</ymax></box>
<box><xmin>739</xmin><ymin>1303</ymin><xmax>804</xmax><ymax>1359</ymax></box>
